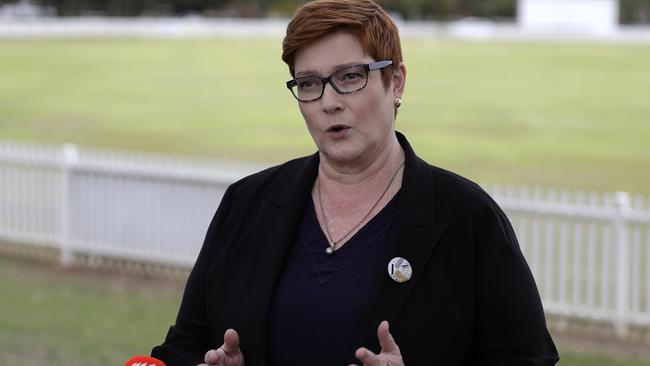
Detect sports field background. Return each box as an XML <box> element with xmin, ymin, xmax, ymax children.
<box><xmin>1</xmin><ymin>38</ymin><xmax>650</xmax><ymax>365</ymax></box>
<box><xmin>1</xmin><ymin>38</ymin><xmax>649</xmax><ymax>194</ymax></box>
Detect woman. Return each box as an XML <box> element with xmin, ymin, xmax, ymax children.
<box><xmin>152</xmin><ymin>0</ymin><xmax>559</xmax><ymax>365</ymax></box>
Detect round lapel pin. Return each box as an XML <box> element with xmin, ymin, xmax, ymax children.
<box><xmin>388</xmin><ymin>257</ymin><xmax>412</xmax><ymax>283</ymax></box>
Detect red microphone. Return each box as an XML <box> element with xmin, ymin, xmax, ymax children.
<box><xmin>123</xmin><ymin>355</ymin><xmax>166</xmax><ymax>366</ymax></box>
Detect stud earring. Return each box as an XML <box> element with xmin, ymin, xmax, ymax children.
<box><xmin>394</xmin><ymin>97</ymin><xmax>402</xmax><ymax>109</ymax></box>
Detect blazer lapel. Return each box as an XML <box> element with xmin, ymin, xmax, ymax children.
<box><xmin>354</xmin><ymin>133</ymin><xmax>450</xmax><ymax>356</ymax></box>
<box><xmin>239</xmin><ymin>154</ymin><xmax>319</xmax><ymax>365</ymax></box>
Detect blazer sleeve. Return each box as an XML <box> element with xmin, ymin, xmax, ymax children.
<box><xmin>473</xmin><ymin>200</ymin><xmax>559</xmax><ymax>365</ymax></box>
<box><xmin>151</xmin><ymin>185</ymin><xmax>235</xmax><ymax>366</ymax></box>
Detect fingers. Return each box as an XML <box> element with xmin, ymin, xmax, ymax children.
<box><xmin>222</xmin><ymin>328</ymin><xmax>241</xmax><ymax>353</ymax></box>
<box><xmin>377</xmin><ymin>320</ymin><xmax>399</xmax><ymax>354</ymax></box>
<box><xmin>204</xmin><ymin>348</ymin><xmax>238</xmax><ymax>366</ymax></box>
<box><xmin>354</xmin><ymin>347</ymin><xmax>381</xmax><ymax>366</ymax></box>
<box><xmin>204</xmin><ymin>349</ymin><xmax>220</xmax><ymax>365</ymax></box>
<box><xmin>352</xmin><ymin>321</ymin><xmax>403</xmax><ymax>366</ymax></box>
<box><xmin>203</xmin><ymin>329</ymin><xmax>242</xmax><ymax>366</ymax></box>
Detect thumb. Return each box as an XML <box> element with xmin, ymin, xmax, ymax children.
<box><xmin>377</xmin><ymin>321</ymin><xmax>399</xmax><ymax>354</ymax></box>
<box><xmin>222</xmin><ymin>328</ymin><xmax>240</xmax><ymax>353</ymax></box>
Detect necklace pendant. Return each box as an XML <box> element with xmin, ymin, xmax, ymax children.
<box><xmin>325</xmin><ymin>246</ymin><xmax>335</xmax><ymax>256</ymax></box>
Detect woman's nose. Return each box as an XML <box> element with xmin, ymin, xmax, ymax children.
<box><xmin>320</xmin><ymin>83</ymin><xmax>343</xmax><ymax>114</ymax></box>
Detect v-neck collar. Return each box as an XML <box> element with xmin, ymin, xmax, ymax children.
<box><xmin>299</xmin><ymin>193</ymin><xmax>399</xmax><ymax>284</ymax></box>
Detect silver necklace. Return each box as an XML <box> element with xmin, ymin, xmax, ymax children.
<box><xmin>317</xmin><ymin>161</ymin><xmax>405</xmax><ymax>256</ymax></box>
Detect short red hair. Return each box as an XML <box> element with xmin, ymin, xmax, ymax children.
<box><xmin>282</xmin><ymin>0</ymin><xmax>403</xmax><ymax>89</ymax></box>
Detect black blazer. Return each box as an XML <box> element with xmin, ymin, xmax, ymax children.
<box><xmin>152</xmin><ymin>132</ymin><xmax>559</xmax><ymax>366</ymax></box>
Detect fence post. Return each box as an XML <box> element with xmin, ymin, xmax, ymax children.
<box><xmin>60</xmin><ymin>143</ymin><xmax>78</xmax><ymax>267</ymax></box>
<box><xmin>614</xmin><ymin>191</ymin><xmax>630</xmax><ymax>336</ymax></box>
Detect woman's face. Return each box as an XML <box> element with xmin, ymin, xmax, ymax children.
<box><xmin>293</xmin><ymin>31</ymin><xmax>405</xmax><ymax>166</ymax></box>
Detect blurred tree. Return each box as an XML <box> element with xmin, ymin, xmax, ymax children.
<box><xmin>167</xmin><ymin>0</ymin><xmax>210</xmax><ymax>14</ymax></box>
<box><xmin>620</xmin><ymin>0</ymin><xmax>650</xmax><ymax>24</ymax></box>
<box><xmin>379</xmin><ymin>0</ymin><xmax>456</xmax><ymax>19</ymax></box>
<box><xmin>38</xmin><ymin>0</ymin><xmax>137</xmax><ymax>15</ymax></box>
<box><xmin>105</xmin><ymin>0</ymin><xmax>157</xmax><ymax>16</ymax></box>
<box><xmin>457</xmin><ymin>0</ymin><xmax>515</xmax><ymax>18</ymax></box>
<box><xmin>267</xmin><ymin>0</ymin><xmax>306</xmax><ymax>17</ymax></box>
<box><xmin>37</xmin><ymin>0</ymin><xmax>224</xmax><ymax>15</ymax></box>
<box><xmin>29</xmin><ymin>0</ymin><xmax>648</xmax><ymax>22</ymax></box>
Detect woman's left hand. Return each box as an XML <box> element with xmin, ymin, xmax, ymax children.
<box><xmin>350</xmin><ymin>321</ymin><xmax>405</xmax><ymax>366</ymax></box>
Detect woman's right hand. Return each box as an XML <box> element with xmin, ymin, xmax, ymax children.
<box><xmin>199</xmin><ymin>328</ymin><xmax>245</xmax><ymax>366</ymax></box>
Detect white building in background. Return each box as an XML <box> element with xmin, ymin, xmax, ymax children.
<box><xmin>0</xmin><ymin>0</ymin><xmax>57</xmax><ymax>18</ymax></box>
<box><xmin>518</xmin><ymin>0</ymin><xmax>620</xmax><ymax>35</ymax></box>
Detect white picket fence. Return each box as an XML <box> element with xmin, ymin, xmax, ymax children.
<box><xmin>485</xmin><ymin>183</ymin><xmax>650</xmax><ymax>335</ymax></box>
<box><xmin>0</xmin><ymin>140</ymin><xmax>261</xmax><ymax>267</ymax></box>
<box><xmin>1</xmin><ymin>140</ymin><xmax>649</xmax><ymax>334</ymax></box>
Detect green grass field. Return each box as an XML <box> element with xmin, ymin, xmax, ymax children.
<box><xmin>1</xmin><ymin>39</ymin><xmax>649</xmax><ymax>193</ymax></box>
<box><xmin>0</xmin><ymin>254</ymin><xmax>181</xmax><ymax>365</ymax></box>
<box><xmin>1</xmin><ymin>37</ymin><xmax>649</xmax><ymax>365</ymax></box>
<box><xmin>2</xmin><ymin>254</ymin><xmax>650</xmax><ymax>366</ymax></box>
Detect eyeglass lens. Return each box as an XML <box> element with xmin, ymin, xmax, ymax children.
<box><xmin>291</xmin><ymin>65</ymin><xmax>368</xmax><ymax>102</ymax></box>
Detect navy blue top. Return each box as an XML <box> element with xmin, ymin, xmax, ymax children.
<box><xmin>268</xmin><ymin>193</ymin><xmax>398</xmax><ymax>366</ymax></box>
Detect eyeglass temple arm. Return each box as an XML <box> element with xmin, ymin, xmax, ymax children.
<box><xmin>367</xmin><ymin>60</ymin><xmax>393</xmax><ymax>70</ymax></box>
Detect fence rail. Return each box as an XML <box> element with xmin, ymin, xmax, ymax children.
<box><xmin>485</xmin><ymin>184</ymin><xmax>650</xmax><ymax>334</ymax></box>
<box><xmin>0</xmin><ymin>140</ymin><xmax>260</xmax><ymax>267</ymax></box>
<box><xmin>1</xmin><ymin>140</ymin><xmax>649</xmax><ymax>334</ymax></box>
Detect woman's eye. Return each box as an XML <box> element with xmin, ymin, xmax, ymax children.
<box><xmin>345</xmin><ymin>73</ymin><xmax>362</xmax><ymax>80</ymax></box>
<box><xmin>298</xmin><ymin>80</ymin><xmax>314</xmax><ymax>89</ymax></box>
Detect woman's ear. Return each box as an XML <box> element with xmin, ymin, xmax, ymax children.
<box><xmin>392</xmin><ymin>62</ymin><xmax>407</xmax><ymax>98</ymax></box>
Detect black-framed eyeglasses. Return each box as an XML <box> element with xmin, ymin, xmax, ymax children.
<box><xmin>286</xmin><ymin>60</ymin><xmax>393</xmax><ymax>103</ymax></box>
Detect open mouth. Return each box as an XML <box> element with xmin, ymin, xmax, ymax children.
<box><xmin>327</xmin><ymin>125</ymin><xmax>350</xmax><ymax>133</ymax></box>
